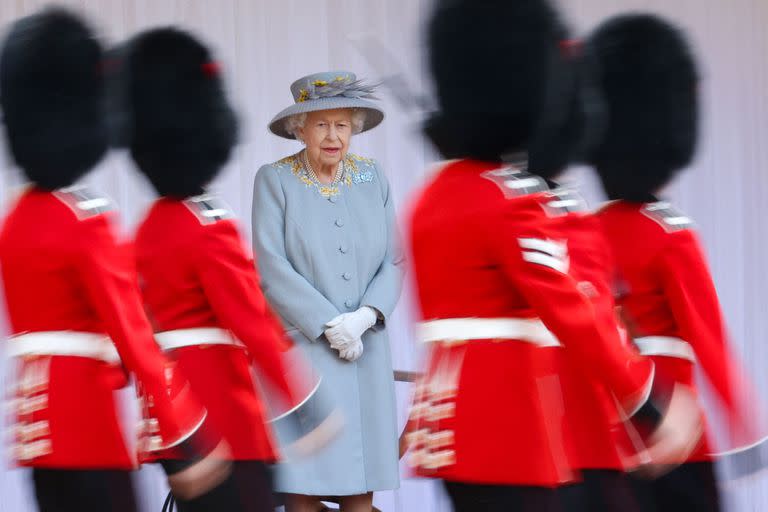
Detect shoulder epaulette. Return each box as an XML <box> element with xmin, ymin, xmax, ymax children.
<box><xmin>541</xmin><ymin>188</ymin><xmax>588</xmax><ymax>216</ymax></box>
<box><xmin>480</xmin><ymin>167</ymin><xmax>549</xmax><ymax>199</ymax></box>
<box><xmin>53</xmin><ymin>186</ymin><xmax>114</xmax><ymax>220</ymax></box>
<box><xmin>641</xmin><ymin>201</ymin><xmax>694</xmax><ymax>232</ymax></box>
<box><xmin>183</xmin><ymin>194</ymin><xmax>233</xmax><ymax>225</ymax></box>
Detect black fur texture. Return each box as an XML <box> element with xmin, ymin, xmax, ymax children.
<box><xmin>528</xmin><ymin>27</ymin><xmax>608</xmax><ymax>179</ymax></box>
<box><xmin>587</xmin><ymin>14</ymin><xmax>699</xmax><ymax>200</ymax></box>
<box><xmin>0</xmin><ymin>8</ymin><xmax>107</xmax><ymax>189</ymax></box>
<box><xmin>424</xmin><ymin>0</ymin><xmax>564</xmax><ymax>163</ymax></box>
<box><xmin>119</xmin><ymin>28</ymin><xmax>238</xmax><ymax>198</ymax></box>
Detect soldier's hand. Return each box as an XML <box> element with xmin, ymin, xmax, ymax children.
<box><xmin>167</xmin><ymin>441</ymin><xmax>232</xmax><ymax>500</ymax></box>
<box><xmin>289</xmin><ymin>408</ymin><xmax>344</xmax><ymax>458</ymax></box>
<box><xmin>642</xmin><ymin>384</ymin><xmax>703</xmax><ymax>477</ymax></box>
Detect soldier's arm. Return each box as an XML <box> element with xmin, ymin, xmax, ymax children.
<box><xmin>74</xmin><ymin>211</ymin><xmax>224</xmax><ymax>484</ymax></box>
<box><xmin>494</xmin><ymin>199</ymin><xmax>656</xmax><ymax>418</ymax></box>
<box><xmin>658</xmin><ymin>229</ymin><xmax>752</xmax><ymax>433</ymax></box>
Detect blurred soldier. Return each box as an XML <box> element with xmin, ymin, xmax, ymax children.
<box><xmin>404</xmin><ymin>1</ymin><xmax>703</xmax><ymax>511</ymax></box>
<box><xmin>527</xmin><ymin>28</ymin><xmax>648</xmax><ymax>512</ymax></box>
<box><xmin>0</xmin><ymin>8</ymin><xmax>228</xmax><ymax>511</ymax></box>
<box><xmin>111</xmin><ymin>27</ymin><xmax>341</xmax><ymax>511</ymax></box>
<box><xmin>589</xmin><ymin>14</ymin><xmax>755</xmax><ymax>512</ymax></box>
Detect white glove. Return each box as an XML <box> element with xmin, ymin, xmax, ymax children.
<box><xmin>339</xmin><ymin>337</ymin><xmax>364</xmax><ymax>362</ymax></box>
<box><xmin>324</xmin><ymin>306</ymin><xmax>378</xmax><ymax>351</ymax></box>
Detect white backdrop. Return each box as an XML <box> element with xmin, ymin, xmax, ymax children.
<box><xmin>0</xmin><ymin>0</ymin><xmax>766</xmax><ymax>511</ymax></box>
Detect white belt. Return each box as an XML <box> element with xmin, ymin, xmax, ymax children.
<box><xmin>7</xmin><ymin>331</ymin><xmax>121</xmax><ymax>364</ymax></box>
<box><xmin>417</xmin><ymin>317</ymin><xmax>561</xmax><ymax>347</ymax></box>
<box><xmin>154</xmin><ymin>328</ymin><xmax>243</xmax><ymax>351</ymax></box>
<box><xmin>634</xmin><ymin>336</ymin><xmax>697</xmax><ymax>363</ymax></box>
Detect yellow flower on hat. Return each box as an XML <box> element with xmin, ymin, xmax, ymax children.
<box><xmin>312</xmin><ymin>80</ymin><xmax>329</xmax><ymax>87</ymax></box>
<box><xmin>334</xmin><ymin>76</ymin><xmax>346</xmax><ymax>82</ymax></box>
<box><xmin>297</xmin><ymin>89</ymin><xmax>309</xmax><ymax>102</ymax></box>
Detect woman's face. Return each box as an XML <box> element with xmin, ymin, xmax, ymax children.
<box><xmin>298</xmin><ymin>109</ymin><xmax>353</xmax><ymax>170</ymax></box>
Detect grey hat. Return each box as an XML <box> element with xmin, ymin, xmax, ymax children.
<box><xmin>268</xmin><ymin>71</ymin><xmax>384</xmax><ymax>139</ymax></box>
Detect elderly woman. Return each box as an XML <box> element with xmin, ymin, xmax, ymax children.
<box><xmin>252</xmin><ymin>71</ymin><xmax>403</xmax><ymax>512</ymax></box>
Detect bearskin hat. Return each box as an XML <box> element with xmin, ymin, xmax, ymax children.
<box><xmin>0</xmin><ymin>8</ymin><xmax>107</xmax><ymax>189</ymax></box>
<box><xmin>117</xmin><ymin>28</ymin><xmax>238</xmax><ymax>198</ymax></box>
<box><xmin>423</xmin><ymin>0</ymin><xmax>567</xmax><ymax>164</ymax></box>
<box><xmin>527</xmin><ymin>30</ymin><xmax>608</xmax><ymax>178</ymax></box>
<box><xmin>587</xmin><ymin>14</ymin><xmax>699</xmax><ymax>200</ymax></box>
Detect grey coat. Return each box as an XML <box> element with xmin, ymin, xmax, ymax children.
<box><xmin>251</xmin><ymin>151</ymin><xmax>404</xmax><ymax>495</ymax></box>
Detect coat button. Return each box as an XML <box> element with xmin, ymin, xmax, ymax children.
<box><xmin>342</xmin><ymin>272</ymin><xmax>352</xmax><ymax>281</ymax></box>
<box><xmin>345</xmin><ymin>299</ymin><xmax>355</xmax><ymax>309</ymax></box>
<box><xmin>329</xmin><ymin>195</ymin><xmax>338</xmax><ymax>203</ymax></box>
<box><xmin>339</xmin><ymin>245</ymin><xmax>348</xmax><ymax>254</ymax></box>
<box><xmin>335</xmin><ymin>218</ymin><xmax>344</xmax><ymax>227</ymax></box>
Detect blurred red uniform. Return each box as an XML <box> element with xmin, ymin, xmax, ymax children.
<box><xmin>134</xmin><ymin>194</ymin><xmax>312</xmax><ymax>462</ymax></box>
<box><xmin>598</xmin><ymin>199</ymin><xmax>749</xmax><ymax>461</ymax></box>
<box><xmin>0</xmin><ymin>187</ymin><xmax>207</xmax><ymax>469</ymax></box>
<box><xmin>406</xmin><ymin>160</ymin><xmax>654</xmax><ymax>486</ymax></box>
<box><xmin>547</xmin><ymin>189</ymin><xmax>640</xmax><ymax>473</ymax></box>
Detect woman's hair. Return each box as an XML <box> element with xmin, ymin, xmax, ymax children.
<box><xmin>284</xmin><ymin>109</ymin><xmax>366</xmax><ymax>141</ymax></box>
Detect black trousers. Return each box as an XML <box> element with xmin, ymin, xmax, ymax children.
<box><xmin>32</xmin><ymin>468</ymin><xmax>138</xmax><ymax>512</ymax></box>
<box><xmin>558</xmin><ymin>469</ymin><xmax>642</xmax><ymax>512</ymax></box>
<box><xmin>443</xmin><ymin>480</ymin><xmax>561</xmax><ymax>512</ymax></box>
<box><xmin>170</xmin><ymin>460</ymin><xmax>276</xmax><ymax>512</ymax></box>
<box><xmin>629</xmin><ymin>461</ymin><xmax>721</xmax><ymax>512</ymax></box>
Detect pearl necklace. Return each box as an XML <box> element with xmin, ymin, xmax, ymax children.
<box><xmin>302</xmin><ymin>150</ymin><xmax>344</xmax><ymax>186</ymax></box>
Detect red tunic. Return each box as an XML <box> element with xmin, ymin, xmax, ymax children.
<box><xmin>0</xmin><ymin>187</ymin><xmax>207</xmax><ymax>469</ymax></box>
<box><xmin>552</xmin><ymin>195</ymin><xmax>638</xmax><ymax>471</ymax></box>
<box><xmin>134</xmin><ymin>195</ymin><xmax>298</xmax><ymax>461</ymax></box>
<box><xmin>598</xmin><ymin>200</ymin><xmax>747</xmax><ymax>461</ymax></box>
<box><xmin>406</xmin><ymin>160</ymin><xmax>653</xmax><ymax>486</ymax></box>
